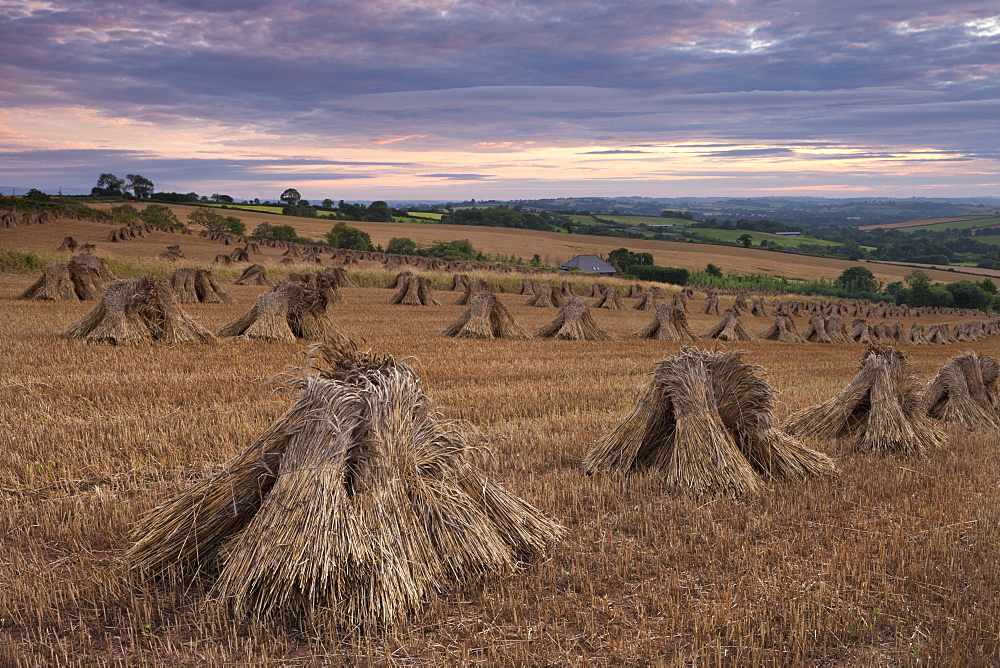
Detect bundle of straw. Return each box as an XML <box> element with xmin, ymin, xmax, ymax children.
<box><xmin>20</xmin><ymin>253</ymin><xmax>116</xmax><ymax>301</ymax></box>
<box><xmin>442</xmin><ymin>293</ymin><xmax>529</xmax><ymax>339</ymax></box>
<box><xmin>633</xmin><ymin>304</ymin><xmax>696</xmax><ymax>341</ymax></box>
<box><xmin>785</xmin><ymin>346</ymin><xmax>945</xmax><ymax>456</ymax></box>
<box><xmin>170</xmin><ymin>268</ymin><xmax>232</xmax><ymax>304</ymax></box>
<box><xmin>583</xmin><ymin>347</ymin><xmax>835</xmax><ymax>496</ymax></box>
<box><xmin>525</xmin><ymin>284</ymin><xmax>564</xmax><ymax>308</ymax></box>
<box><xmin>128</xmin><ymin>347</ymin><xmax>564</xmax><ymax>627</ymax></box>
<box><xmin>802</xmin><ymin>316</ymin><xmax>832</xmax><ymax>343</ymax></box>
<box><xmin>389</xmin><ymin>274</ymin><xmax>440</xmax><ymax>306</ymax></box>
<box><xmin>920</xmin><ymin>352</ymin><xmax>1000</xmax><ymax>431</ymax></box>
<box><xmin>594</xmin><ymin>287</ymin><xmax>625</xmax><ymax>309</ymax></box>
<box><xmin>63</xmin><ymin>276</ymin><xmax>215</xmax><ymax>345</ymax></box>
<box><xmin>702</xmin><ymin>309</ymin><xmax>758</xmax><ymax>342</ymax></box>
<box><xmin>535</xmin><ymin>299</ymin><xmax>612</xmax><ymax>340</ymax></box>
<box><xmin>234</xmin><ymin>264</ymin><xmax>273</xmax><ymax>286</ymax></box>
<box><xmin>907</xmin><ymin>323</ymin><xmax>929</xmax><ymax>345</ymax></box>
<box><xmin>217</xmin><ymin>279</ymin><xmax>339</xmax><ymax>342</ymax></box>
<box><xmin>455</xmin><ymin>278</ymin><xmax>492</xmax><ymax>305</ymax></box>
<box><xmin>758</xmin><ymin>314</ymin><xmax>805</xmax><ymax>342</ymax></box>
<box><xmin>632</xmin><ymin>291</ymin><xmax>662</xmax><ymax>312</ymax></box>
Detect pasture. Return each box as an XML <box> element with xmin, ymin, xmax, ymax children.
<box><xmin>860</xmin><ymin>216</ymin><xmax>1000</xmax><ymax>233</ymax></box>
<box><xmin>2</xmin><ymin>216</ymin><xmax>1000</xmax><ymax>664</ymax></box>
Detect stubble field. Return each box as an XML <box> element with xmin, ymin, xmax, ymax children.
<box><xmin>2</xmin><ymin>218</ymin><xmax>1000</xmax><ymax>665</ymax></box>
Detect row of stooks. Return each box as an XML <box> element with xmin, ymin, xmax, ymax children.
<box><xmin>19</xmin><ymin>256</ymin><xmax>998</xmax><ymax>346</ymax></box>
<box><xmin>124</xmin><ymin>343</ymin><xmax>996</xmax><ymax>630</ymax></box>
<box><xmin>1</xmin><ymin>208</ymin><xmax>58</xmax><ymax>227</ymax></box>
<box><xmin>47</xmin><ymin>225</ymin><xmax>994</xmax><ymax>316</ymax></box>
<box><xmin>43</xmin><ymin>230</ymin><xmax>999</xmax><ymax>320</ymax></box>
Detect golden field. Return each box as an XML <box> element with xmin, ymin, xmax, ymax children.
<box><xmin>76</xmin><ymin>201</ymin><xmax>973</xmax><ymax>284</ymax></box>
<box><xmin>2</xmin><ymin>217</ymin><xmax>1000</xmax><ymax>664</ymax></box>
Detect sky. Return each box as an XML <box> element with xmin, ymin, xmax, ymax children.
<box><xmin>0</xmin><ymin>0</ymin><xmax>998</xmax><ymax>202</ymax></box>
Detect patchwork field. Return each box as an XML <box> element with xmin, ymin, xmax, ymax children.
<box><xmin>859</xmin><ymin>216</ymin><xmax>1000</xmax><ymax>233</ymax></box>
<box><xmin>58</xmin><ymin>202</ymin><xmax>976</xmax><ymax>284</ymax></box>
<box><xmin>2</xmin><ymin>217</ymin><xmax>1000</xmax><ymax>663</ymax></box>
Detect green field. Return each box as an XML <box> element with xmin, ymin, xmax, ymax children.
<box><xmin>686</xmin><ymin>228</ymin><xmax>843</xmax><ymax>248</ymax></box>
<box><xmin>407</xmin><ymin>211</ymin><xmax>444</xmax><ymax>220</ymax></box>
<box><xmin>908</xmin><ymin>217</ymin><xmax>1000</xmax><ymax>233</ymax></box>
<box><xmin>194</xmin><ymin>202</ymin><xmax>284</xmax><ymax>214</ymax></box>
<box><xmin>195</xmin><ymin>202</ymin><xmax>348</xmax><ymax>220</ymax></box>
<box><xmin>569</xmin><ymin>214</ymin><xmax>695</xmax><ymax>227</ymax></box>
<box><xmin>965</xmin><ymin>234</ymin><xmax>1000</xmax><ymax>246</ymax></box>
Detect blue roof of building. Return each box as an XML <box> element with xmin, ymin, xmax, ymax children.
<box><xmin>560</xmin><ymin>255</ymin><xmax>617</xmax><ymax>274</ymax></box>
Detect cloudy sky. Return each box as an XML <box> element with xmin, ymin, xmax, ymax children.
<box><xmin>1</xmin><ymin>0</ymin><xmax>998</xmax><ymax>201</ymax></box>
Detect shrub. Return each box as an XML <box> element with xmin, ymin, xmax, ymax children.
<box><xmin>0</xmin><ymin>248</ymin><xmax>48</xmax><ymax>273</ymax></box>
<box><xmin>629</xmin><ymin>265</ymin><xmax>689</xmax><ymax>285</ymax></box>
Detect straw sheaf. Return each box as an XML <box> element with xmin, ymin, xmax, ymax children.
<box><xmin>217</xmin><ymin>279</ymin><xmax>340</xmax><ymax>342</ymax></box>
<box><xmin>632</xmin><ymin>291</ymin><xmax>661</xmax><ymax>312</ymax></box>
<box><xmin>170</xmin><ymin>268</ymin><xmax>233</xmax><ymax>304</ymax></box>
<box><xmin>442</xmin><ymin>292</ymin><xmax>530</xmax><ymax>339</ymax></box>
<box><xmin>702</xmin><ymin>309</ymin><xmax>758</xmax><ymax>342</ymax></box>
<box><xmin>920</xmin><ymin>352</ymin><xmax>1000</xmax><ymax>431</ymax></box>
<box><xmin>19</xmin><ymin>253</ymin><xmax>116</xmax><ymax>301</ymax></box>
<box><xmin>525</xmin><ymin>283</ymin><xmax>564</xmax><ymax>308</ymax></box>
<box><xmin>633</xmin><ymin>304</ymin><xmax>696</xmax><ymax>341</ymax></box>
<box><xmin>758</xmin><ymin>314</ymin><xmax>805</xmax><ymax>343</ymax></box>
<box><xmin>63</xmin><ymin>276</ymin><xmax>215</xmax><ymax>345</ymax></box>
<box><xmin>128</xmin><ymin>349</ymin><xmax>564</xmax><ymax>627</ymax></box>
<box><xmin>234</xmin><ymin>263</ymin><xmax>274</xmax><ymax>286</ymax></box>
<box><xmin>535</xmin><ymin>299</ymin><xmax>613</xmax><ymax>341</ymax></box>
<box><xmin>389</xmin><ymin>275</ymin><xmax>440</xmax><ymax>306</ymax></box>
<box><xmin>784</xmin><ymin>346</ymin><xmax>946</xmax><ymax>456</ymax></box>
<box><xmin>584</xmin><ymin>347</ymin><xmax>835</xmax><ymax>496</ymax></box>
<box><xmin>593</xmin><ymin>287</ymin><xmax>625</xmax><ymax>309</ymax></box>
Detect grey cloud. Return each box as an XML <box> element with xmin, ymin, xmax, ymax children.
<box><xmin>0</xmin><ymin>149</ymin><xmax>387</xmax><ymax>192</ymax></box>
<box><xmin>0</xmin><ymin>1</ymin><xmax>998</xmax><ymax>195</ymax></box>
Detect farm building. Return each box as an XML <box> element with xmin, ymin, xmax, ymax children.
<box><xmin>560</xmin><ymin>254</ymin><xmax>617</xmax><ymax>275</ymax></box>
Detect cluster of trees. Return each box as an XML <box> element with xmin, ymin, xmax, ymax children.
<box><xmin>382</xmin><ymin>237</ymin><xmax>514</xmax><ymax>262</ymax></box>
<box><xmin>252</xmin><ymin>222</ymin><xmax>298</xmax><ymax>242</ymax></box>
<box><xmin>660</xmin><ymin>210</ymin><xmax>696</xmax><ymax>220</ymax></box>
<box><xmin>107</xmin><ymin>204</ymin><xmax>181</xmax><ymax>228</ymax></box>
<box><xmin>151</xmin><ymin>191</ymin><xmax>200</xmax><ymax>203</ymax></box>
<box><xmin>629</xmin><ymin>265</ymin><xmax>690</xmax><ymax>285</ymax></box>
<box><xmin>325</xmin><ymin>222</ymin><xmax>374</xmax><ymax>251</ymax></box>
<box><xmin>275</xmin><ymin>188</ymin><xmax>395</xmax><ymax>223</ymax></box>
<box><xmin>606</xmin><ymin>247</ymin><xmax>653</xmax><ymax>273</ymax></box>
<box><xmin>186</xmin><ymin>207</ymin><xmax>245</xmax><ymax>235</ymax></box>
<box><xmin>442</xmin><ymin>207</ymin><xmax>554</xmax><ymax>231</ymax></box>
<box><xmin>690</xmin><ymin>217</ymin><xmax>801</xmax><ymax>234</ymax></box>
<box><xmin>91</xmin><ymin>173</ymin><xmax>154</xmax><ymax>199</ymax></box>
<box><xmin>606</xmin><ymin>248</ymin><xmax>687</xmax><ymax>285</ymax></box>
<box><xmin>885</xmin><ymin>270</ymin><xmax>998</xmax><ymax>310</ymax></box>
<box><xmin>325</xmin><ymin>200</ymin><xmax>394</xmax><ymax>222</ymax></box>
<box><xmin>800</xmin><ymin>225</ymin><xmax>1000</xmax><ymax>267</ymax></box>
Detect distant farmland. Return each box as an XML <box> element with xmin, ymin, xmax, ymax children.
<box><xmin>858</xmin><ymin>216</ymin><xmax>999</xmax><ymax>231</ymax></box>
